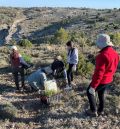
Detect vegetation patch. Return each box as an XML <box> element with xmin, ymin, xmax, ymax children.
<box><xmin>0</xmin><ymin>103</ymin><xmax>18</xmax><ymax>120</ymax></box>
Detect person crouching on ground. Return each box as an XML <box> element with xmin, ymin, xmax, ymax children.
<box><xmin>86</xmin><ymin>34</ymin><xmax>119</xmax><ymax>117</ymax></box>
<box><xmin>10</xmin><ymin>46</ymin><xmax>30</xmax><ymax>91</ymax></box>
<box><xmin>66</xmin><ymin>41</ymin><xmax>78</xmax><ymax>88</ymax></box>
<box><xmin>26</xmin><ymin>68</ymin><xmax>48</xmax><ymax>91</ymax></box>
<box><xmin>51</xmin><ymin>56</ymin><xmax>67</xmax><ymax>82</ymax></box>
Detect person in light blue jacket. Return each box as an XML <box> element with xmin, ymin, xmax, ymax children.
<box><xmin>26</xmin><ymin>69</ymin><xmax>47</xmax><ymax>91</ymax></box>
<box><xmin>26</xmin><ymin>66</ymin><xmax>52</xmax><ymax>91</ymax></box>
<box><xmin>66</xmin><ymin>41</ymin><xmax>78</xmax><ymax>87</ymax></box>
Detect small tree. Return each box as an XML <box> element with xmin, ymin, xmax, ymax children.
<box><xmin>77</xmin><ymin>54</ymin><xmax>94</xmax><ymax>78</ymax></box>
<box><xmin>110</xmin><ymin>32</ymin><xmax>120</xmax><ymax>46</ymax></box>
<box><xmin>19</xmin><ymin>39</ymin><xmax>33</xmax><ymax>48</ymax></box>
<box><xmin>53</xmin><ymin>27</ymin><xmax>69</xmax><ymax>44</ymax></box>
<box><xmin>21</xmin><ymin>53</ymin><xmax>32</xmax><ymax>64</ymax></box>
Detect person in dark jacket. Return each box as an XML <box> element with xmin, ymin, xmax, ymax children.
<box><xmin>10</xmin><ymin>46</ymin><xmax>30</xmax><ymax>91</ymax></box>
<box><xmin>66</xmin><ymin>41</ymin><xmax>78</xmax><ymax>89</ymax></box>
<box><xmin>86</xmin><ymin>34</ymin><xmax>119</xmax><ymax>117</ymax></box>
<box><xmin>51</xmin><ymin>56</ymin><xmax>67</xmax><ymax>81</ymax></box>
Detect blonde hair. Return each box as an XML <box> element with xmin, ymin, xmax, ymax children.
<box><xmin>56</xmin><ymin>56</ymin><xmax>62</xmax><ymax>61</ymax></box>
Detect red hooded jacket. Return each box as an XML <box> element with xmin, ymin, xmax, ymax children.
<box><xmin>91</xmin><ymin>47</ymin><xmax>119</xmax><ymax>89</ymax></box>
<box><xmin>10</xmin><ymin>52</ymin><xmax>21</xmax><ymax>68</ymax></box>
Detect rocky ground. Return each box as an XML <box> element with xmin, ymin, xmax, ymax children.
<box><xmin>0</xmin><ymin>7</ymin><xmax>120</xmax><ymax>45</ymax></box>
<box><xmin>0</xmin><ymin>7</ymin><xmax>120</xmax><ymax>129</ymax></box>
<box><xmin>0</xmin><ymin>43</ymin><xmax>120</xmax><ymax>129</ymax></box>
<box><xmin>0</xmin><ymin>68</ymin><xmax>120</xmax><ymax>129</ymax></box>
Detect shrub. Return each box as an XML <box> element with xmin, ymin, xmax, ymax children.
<box><xmin>21</xmin><ymin>53</ymin><xmax>32</xmax><ymax>64</ymax></box>
<box><xmin>52</xmin><ymin>27</ymin><xmax>69</xmax><ymax>44</ymax></box>
<box><xmin>106</xmin><ymin>95</ymin><xmax>120</xmax><ymax>115</ymax></box>
<box><xmin>77</xmin><ymin>54</ymin><xmax>94</xmax><ymax>78</ymax></box>
<box><xmin>110</xmin><ymin>32</ymin><xmax>120</xmax><ymax>46</ymax></box>
<box><xmin>0</xmin><ymin>103</ymin><xmax>18</xmax><ymax>120</ymax></box>
<box><xmin>61</xmin><ymin>51</ymin><xmax>67</xmax><ymax>67</ymax></box>
<box><xmin>98</xmin><ymin>16</ymin><xmax>108</xmax><ymax>22</ymax></box>
<box><xmin>70</xmin><ymin>32</ymin><xmax>92</xmax><ymax>47</ymax></box>
<box><xmin>45</xmin><ymin>90</ymin><xmax>57</xmax><ymax>97</ymax></box>
<box><xmin>19</xmin><ymin>39</ymin><xmax>33</xmax><ymax>48</ymax></box>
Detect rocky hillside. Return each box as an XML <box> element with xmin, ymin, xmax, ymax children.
<box><xmin>0</xmin><ymin>7</ymin><xmax>120</xmax><ymax>129</ymax></box>
<box><xmin>0</xmin><ymin>7</ymin><xmax>120</xmax><ymax>45</ymax></box>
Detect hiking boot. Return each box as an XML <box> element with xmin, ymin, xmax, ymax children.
<box><xmin>64</xmin><ymin>85</ymin><xmax>72</xmax><ymax>91</ymax></box>
<box><xmin>97</xmin><ymin>111</ymin><xmax>104</xmax><ymax>116</ymax></box>
<box><xmin>85</xmin><ymin>109</ymin><xmax>98</xmax><ymax>117</ymax></box>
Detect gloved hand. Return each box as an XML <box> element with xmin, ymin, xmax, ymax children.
<box><xmin>89</xmin><ymin>87</ymin><xmax>95</xmax><ymax>96</ymax></box>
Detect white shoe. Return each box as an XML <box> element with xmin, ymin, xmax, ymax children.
<box><xmin>64</xmin><ymin>85</ymin><xmax>72</xmax><ymax>90</ymax></box>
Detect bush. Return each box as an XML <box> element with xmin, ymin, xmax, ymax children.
<box><xmin>77</xmin><ymin>54</ymin><xmax>94</xmax><ymax>78</ymax></box>
<box><xmin>0</xmin><ymin>103</ymin><xmax>18</xmax><ymax>120</ymax></box>
<box><xmin>21</xmin><ymin>53</ymin><xmax>32</xmax><ymax>64</ymax></box>
<box><xmin>106</xmin><ymin>95</ymin><xmax>120</xmax><ymax>115</ymax></box>
<box><xmin>52</xmin><ymin>27</ymin><xmax>69</xmax><ymax>44</ymax></box>
<box><xmin>61</xmin><ymin>51</ymin><xmax>67</xmax><ymax>67</ymax></box>
<box><xmin>45</xmin><ymin>90</ymin><xmax>57</xmax><ymax>97</ymax></box>
<box><xmin>98</xmin><ymin>16</ymin><xmax>108</xmax><ymax>22</ymax></box>
<box><xmin>110</xmin><ymin>32</ymin><xmax>120</xmax><ymax>46</ymax></box>
<box><xmin>70</xmin><ymin>32</ymin><xmax>92</xmax><ymax>47</ymax></box>
<box><xmin>19</xmin><ymin>39</ymin><xmax>33</xmax><ymax>47</ymax></box>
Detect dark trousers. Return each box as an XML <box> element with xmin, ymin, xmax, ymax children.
<box><xmin>67</xmin><ymin>64</ymin><xmax>74</xmax><ymax>85</ymax></box>
<box><xmin>87</xmin><ymin>84</ymin><xmax>110</xmax><ymax>112</ymax></box>
<box><xmin>12</xmin><ymin>68</ymin><xmax>25</xmax><ymax>90</ymax></box>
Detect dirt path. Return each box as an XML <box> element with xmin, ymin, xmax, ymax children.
<box><xmin>5</xmin><ymin>17</ymin><xmax>26</xmax><ymax>44</ymax></box>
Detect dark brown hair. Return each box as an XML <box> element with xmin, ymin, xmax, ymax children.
<box><xmin>66</xmin><ymin>41</ymin><xmax>73</xmax><ymax>47</ymax></box>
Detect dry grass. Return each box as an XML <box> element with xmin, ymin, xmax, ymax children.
<box><xmin>0</xmin><ymin>45</ymin><xmax>120</xmax><ymax>128</ymax></box>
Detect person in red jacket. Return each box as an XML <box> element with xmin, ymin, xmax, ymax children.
<box><xmin>10</xmin><ymin>46</ymin><xmax>30</xmax><ymax>91</ymax></box>
<box><xmin>86</xmin><ymin>34</ymin><xmax>119</xmax><ymax>117</ymax></box>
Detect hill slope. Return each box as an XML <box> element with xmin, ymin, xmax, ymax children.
<box><xmin>0</xmin><ymin>7</ymin><xmax>120</xmax><ymax>44</ymax></box>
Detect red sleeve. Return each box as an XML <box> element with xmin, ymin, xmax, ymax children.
<box><xmin>90</xmin><ymin>54</ymin><xmax>107</xmax><ymax>89</ymax></box>
<box><xmin>119</xmin><ymin>55</ymin><xmax>120</xmax><ymax>61</ymax></box>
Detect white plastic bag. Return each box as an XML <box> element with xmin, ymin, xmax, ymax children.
<box><xmin>44</xmin><ymin>80</ymin><xmax>58</xmax><ymax>94</ymax></box>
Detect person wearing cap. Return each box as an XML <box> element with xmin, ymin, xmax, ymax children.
<box><xmin>66</xmin><ymin>41</ymin><xmax>78</xmax><ymax>88</ymax></box>
<box><xmin>51</xmin><ymin>56</ymin><xmax>67</xmax><ymax>81</ymax></box>
<box><xmin>86</xmin><ymin>34</ymin><xmax>119</xmax><ymax>117</ymax></box>
<box><xmin>10</xmin><ymin>46</ymin><xmax>30</xmax><ymax>91</ymax></box>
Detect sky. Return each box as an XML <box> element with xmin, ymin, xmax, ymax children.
<box><xmin>0</xmin><ymin>0</ymin><xmax>120</xmax><ymax>9</ymax></box>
